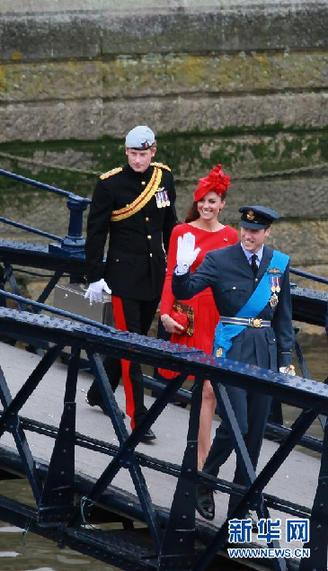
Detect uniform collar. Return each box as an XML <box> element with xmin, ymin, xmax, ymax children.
<box><xmin>241</xmin><ymin>243</ymin><xmax>264</xmax><ymax>264</ymax></box>
<box><xmin>125</xmin><ymin>164</ymin><xmax>153</xmax><ymax>179</ymax></box>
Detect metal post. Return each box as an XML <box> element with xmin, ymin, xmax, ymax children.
<box><xmin>49</xmin><ymin>196</ymin><xmax>88</xmax><ymax>257</ymax></box>
<box><xmin>299</xmin><ymin>416</ymin><xmax>328</xmax><ymax>571</ymax></box>
<box><xmin>158</xmin><ymin>377</ymin><xmax>203</xmax><ymax>570</ymax></box>
<box><xmin>38</xmin><ymin>346</ymin><xmax>80</xmax><ymax>525</ymax></box>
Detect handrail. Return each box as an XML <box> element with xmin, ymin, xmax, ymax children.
<box><xmin>0</xmin><ymin>216</ymin><xmax>62</xmax><ymax>242</ymax></box>
<box><xmin>0</xmin><ymin>167</ymin><xmax>90</xmax><ymax>204</ymax></box>
<box><xmin>290</xmin><ymin>266</ymin><xmax>328</xmax><ymax>286</ymax></box>
<box><xmin>0</xmin><ymin>287</ymin><xmax>325</xmax><ymax>455</ymax></box>
<box><xmin>0</xmin><ymin>296</ymin><xmax>327</xmax><ymax>569</ymax></box>
<box><xmin>0</xmin><ymin>168</ymin><xmax>89</xmax><ymax>254</ymax></box>
<box><xmin>0</xmin><ymin>302</ymin><xmax>327</xmax><ymax>569</ymax></box>
<box><xmin>0</xmin><ymin>288</ymin><xmax>116</xmax><ymax>333</ymax></box>
<box><xmin>2</xmin><ymin>167</ymin><xmax>328</xmax><ymax>281</ymax></box>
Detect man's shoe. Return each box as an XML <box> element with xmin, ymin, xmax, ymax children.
<box><xmin>139</xmin><ymin>428</ymin><xmax>157</xmax><ymax>443</ymax></box>
<box><xmin>86</xmin><ymin>395</ymin><xmax>106</xmax><ymax>413</ymax></box>
<box><xmin>85</xmin><ymin>396</ymin><xmax>125</xmax><ymax>418</ymax></box>
<box><xmin>196</xmin><ymin>484</ymin><xmax>215</xmax><ymax>520</ymax></box>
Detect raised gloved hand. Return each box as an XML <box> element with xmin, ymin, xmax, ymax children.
<box><xmin>176</xmin><ymin>232</ymin><xmax>201</xmax><ymax>274</ymax></box>
<box><xmin>279</xmin><ymin>365</ymin><xmax>296</xmax><ymax>376</ymax></box>
<box><xmin>84</xmin><ymin>278</ymin><xmax>111</xmax><ymax>305</ymax></box>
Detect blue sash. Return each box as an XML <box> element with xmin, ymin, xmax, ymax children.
<box><xmin>213</xmin><ymin>250</ymin><xmax>289</xmax><ymax>358</ymax></box>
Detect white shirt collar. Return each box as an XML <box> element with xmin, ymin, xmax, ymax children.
<box><xmin>241</xmin><ymin>243</ymin><xmax>264</xmax><ymax>264</ymax></box>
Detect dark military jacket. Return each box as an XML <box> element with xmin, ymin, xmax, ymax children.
<box><xmin>85</xmin><ymin>162</ymin><xmax>177</xmax><ymax>300</ymax></box>
<box><xmin>172</xmin><ymin>243</ymin><xmax>294</xmax><ymax>369</ymax></box>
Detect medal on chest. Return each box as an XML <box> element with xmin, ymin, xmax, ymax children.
<box><xmin>155</xmin><ymin>187</ymin><xmax>170</xmax><ymax>208</ymax></box>
<box><xmin>269</xmin><ymin>272</ymin><xmax>281</xmax><ymax>308</ymax></box>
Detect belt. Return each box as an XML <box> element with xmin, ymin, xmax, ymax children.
<box><xmin>220</xmin><ymin>316</ymin><xmax>271</xmax><ymax>328</ymax></box>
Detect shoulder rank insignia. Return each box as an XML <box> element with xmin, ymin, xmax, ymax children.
<box><xmin>151</xmin><ymin>161</ymin><xmax>171</xmax><ymax>172</ymax></box>
<box><xmin>100</xmin><ymin>167</ymin><xmax>123</xmax><ymax>180</ymax></box>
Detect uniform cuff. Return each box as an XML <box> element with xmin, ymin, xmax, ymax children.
<box><xmin>278</xmin><ymin>352</ymin><xmax>292</xmax><ymax>368</ymax></box>
<box><xmin>175</xmin><ymin>264</ymin><xmax>189</xmax><ymax>276</ymax></box>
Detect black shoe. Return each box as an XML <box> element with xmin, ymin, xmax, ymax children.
<box><xmin>86</xmin><ymin>396</ymin><xmax>125</xmax><ymax>418</ymax></box>
<box><xmin>196</xmin><ymin>484</ymin><xmax>215</xmax><ymax>520</ymax></box>
<box><xmin>86</xmin><ymin>395</ymin><xmax>107</xmax><ymax>413</ymax></box>
<box><xmin>139</xmin><ymin>428</ymin><xmax>157</xmax><ymax>443</ymax></box>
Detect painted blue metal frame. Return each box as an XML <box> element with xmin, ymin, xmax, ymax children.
<box><xmin>0</xmin><ymin>168</ymin><xmax>90</xmax><ymax>257</ymax></box>
<box><xmin>0</xmin><ymin>303</ymin><xmax>327</xmax><ymax>569</ymax></box>
<box><xmin>0</xmin><ymin>167</ymin><xmax>327</xmax><ymax>569</ymax></box>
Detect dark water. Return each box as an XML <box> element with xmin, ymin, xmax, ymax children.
<box><xmin>0</xmin><ymin>332</ymin><xmax>327</xmax><ymax>570</ymax></box>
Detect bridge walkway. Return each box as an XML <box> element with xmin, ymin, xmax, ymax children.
<box><xmin>0</xmin><ymin>340</ymin><xmax>321</xmax><ymax>558</ymax></box>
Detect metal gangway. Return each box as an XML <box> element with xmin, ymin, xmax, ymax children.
<box><xmin>0</xmin><ymin>296</ymin><xmax>327</xmax><ymax>570</ymax></box>
<box><xmin>0</xmin><ymin>167</ymin><xmax>328</xmax><ymax>570</ymax></box>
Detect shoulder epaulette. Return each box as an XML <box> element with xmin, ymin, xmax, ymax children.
<box><xmin>151</xmin><ymin>161</ymin><xmax>171</xmax><ymax>172</ymax></box>
<box><xmin>99</xmin><ymin>167</ymin><xmax>123</xmax><ymax>180</ymax></box>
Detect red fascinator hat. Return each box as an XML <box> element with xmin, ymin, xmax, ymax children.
<box><xmin>194</xmin><ymin>164</ymin><xmax>231</xmax><ymax>202</ymax></box>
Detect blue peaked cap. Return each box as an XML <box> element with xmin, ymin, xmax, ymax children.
<box><xmin>239</xmin><ymin>205</ymin><xmax>280</xmax><ymax>229</ymax></box>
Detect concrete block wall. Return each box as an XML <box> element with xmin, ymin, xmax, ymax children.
<box><xmin>0</xmin><ymin>0</ymin><xmax>327</xmax><ymax>274</ymax></box>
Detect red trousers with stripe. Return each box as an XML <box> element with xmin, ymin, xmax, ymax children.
<box><xmin>89</xmin><ymin>296</ymin><xmax>159</xmax><ymax>429</ymax></box>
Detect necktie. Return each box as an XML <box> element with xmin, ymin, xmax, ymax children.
<box><xmin>250</xmin><ymin>253</ymin><xmax>258</xmax><ymax>276</ymax></box>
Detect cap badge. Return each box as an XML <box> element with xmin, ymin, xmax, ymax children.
<box><xmin>246</xmin><ymin>209</ymin><xmax>255</xmax><ymax>221</ymax></box>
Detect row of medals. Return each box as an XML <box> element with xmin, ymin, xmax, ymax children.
<box><xmin>155</xmin><ymin>189</ymin><xmax>170</xmax><ymax>208</ymax></box>
<box><xmin>270</xmin><ymin>275</ymin><xmax>280</xmax><ymax>307</ymax></box>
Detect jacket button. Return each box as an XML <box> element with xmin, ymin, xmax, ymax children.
<box><xmin>145</xmin><ymin>217</ymin><xmax>149</xmax><ymax>222</ymax></box>
<box><xmin>150</xmin><ymin>253</ymin><xmax>153</xmax><ymax>257</ymax></box>
<box><xmin>141</xmin><ymin>181</ymin><xmax>146</xmax><ymax>185</ymax></box>
<box><xmin>115</xmin><ymin>258</ymin><xmax>119</xmax><ymax>262</ymax></box>
<box><xmin>147</xmin><ymin>235</ymin><xmax>151</xmax><ymax>239</ymax></box>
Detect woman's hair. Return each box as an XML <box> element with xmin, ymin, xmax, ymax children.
<box><xmin>185</xmin><ymin>191</ymin><xmax>227</xmax><ymax>222</ymax></box>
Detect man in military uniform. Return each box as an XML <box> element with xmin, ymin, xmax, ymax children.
<box><xmin>84</xmin><ymin>125</ymin><xmax>177</xmax><ymax>441</ymax></box>
<box><xmin>172</xmin><ymin>205</ymin><xmax>295</xmax><ymax>517</ymax></box>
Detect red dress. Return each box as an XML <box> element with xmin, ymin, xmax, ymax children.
<box><xmin>159</xmin><ymin>222</ymin><xmax>239</xmax><ymax>378</ymax></box>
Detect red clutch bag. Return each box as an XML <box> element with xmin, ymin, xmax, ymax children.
<box><xmin>170</xmin><ymin>301</ymin><xmax>194</xmax><ymax>336</ymax></box>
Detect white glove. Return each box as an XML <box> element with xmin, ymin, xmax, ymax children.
<box><xmin>84</xmin><ymin>278</ymin><xmax>111</xmax><ymax>305</ymax></box>
<box><xmin>176</xmin><ymin>232</ymin><xmax>201</xmax><ymax>274</ymax></box>
<box><xmin>279</xmin><ymin>365</ymin><xmax>296</xmax><ymax>376</ymax></box>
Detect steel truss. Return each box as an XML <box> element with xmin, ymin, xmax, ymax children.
<box><xmin>0</xmin><ymin>306</ymin><xmax>327</xmax><ymax>569</ymax></box>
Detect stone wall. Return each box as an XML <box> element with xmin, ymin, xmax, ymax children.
<box><xmin>0</xmin><ymin>0</ymin><xmax>328</xmax><ymax>274</ymax></box>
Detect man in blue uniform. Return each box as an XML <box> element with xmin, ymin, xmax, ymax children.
<box><xmin>172</xmin><ymin>205</ymin><xmax>295</xmax><ymax>518</ymax></box>
<box><xmin>84</xmin><ymin>125</ymin><xmax>177</xmax><ymax>441</ymax></box>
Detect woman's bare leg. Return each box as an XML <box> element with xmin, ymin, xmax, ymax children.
<box><xmin>198</xmin><ymin>380</ymin><xmax>216</xmax><ymax>470</ymax></box>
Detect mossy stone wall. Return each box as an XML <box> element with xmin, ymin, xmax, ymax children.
<box><xmin>0</xmin><ymin>1</ymin><xmax>327</xmax><ymax>275</ymax></box>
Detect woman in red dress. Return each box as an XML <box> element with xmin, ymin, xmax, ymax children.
<box><xmin>159</xmin><ymin>164</ymin><xmax>238</xmax><ymax>469</ymax></box>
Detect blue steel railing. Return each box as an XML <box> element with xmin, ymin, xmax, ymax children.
<box><xmin>0</xmin><ymin>168</ymin><xmax>90</xmax><ymax>256</ymax></box>
<box><xmin>1</xmin><ymin>166</ymin><xmax>328</xmax><ymax>284</ymax></box>
<box><xmin>290</xmin><ymin>266</ymin><xmax>328</xmax><ymax>285</ymax></box>
<box><xmin>0</xmin><ymin>294</ymin><xmax>327</xmax><ymax>570</ymax></box>
<box><xmin>0</xmin><ymin>216</ymin><xmax>62</xmax><ymax>242</ymax></box>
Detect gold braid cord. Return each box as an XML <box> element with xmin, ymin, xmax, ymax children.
<box><xmin>110</xmin><ymin>167</ymin><xmax>163</xmax><ymax>222</ymax></box>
